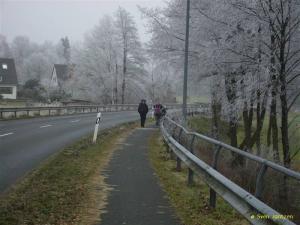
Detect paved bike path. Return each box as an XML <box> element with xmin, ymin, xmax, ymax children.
<box><xmin>100</xmin><ymin>127</ymin><xmax>181</xmax><ymax>225</ymax></box>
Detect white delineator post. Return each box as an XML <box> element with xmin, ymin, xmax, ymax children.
<box><xmin>93</xmin><ymin>112</ymin><xmax>102</xmax><ymax>143</ymax></box>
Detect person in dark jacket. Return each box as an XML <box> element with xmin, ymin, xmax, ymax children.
<box><xmin>138</xmin><ymin>99</ymin><xmax>149</xmax><ymax>127</ymax></box>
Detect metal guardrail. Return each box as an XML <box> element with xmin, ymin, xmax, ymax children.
<box><xmin>0</xmin><ymin>104</ymin><xmax>137</xmax><ymax>119</ymax></box>
<box><xmin>160</xmin><ymin>115</ymin><xmax>300</xmax><ymax>225</ymax></box>
<box><xmin>0</xmin><ymin>104</ymin><xmax>130</xmax><ymax>119</ymax></box>
<box><xmin>0</xmin><ymin>103</ymin><xmax>209</xmax><ymax>119</ymax></box>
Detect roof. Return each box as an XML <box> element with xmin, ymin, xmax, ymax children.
<box><xmin>0</xmin><ymin>58</ymin><xmax>18</xmax><ymax>85</ymax></box>
<box><xmin>53</xmin><ymin>64</ymin><xmax>69</xmax><ymax>81</ymax></box>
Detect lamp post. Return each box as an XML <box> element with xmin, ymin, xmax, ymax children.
<box><xmin>182</xmin><ymin>0</ymin><xmax>190</xmax><ymax>123</ymax></box>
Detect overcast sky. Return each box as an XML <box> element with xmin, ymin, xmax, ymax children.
<box><xmin>0</xmin><ymin>0</ymin><xmax>165</xmax><ymax>44</ymax></box>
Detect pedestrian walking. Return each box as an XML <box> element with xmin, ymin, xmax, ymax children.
<box><xmin>138</xmin><ymin>99</ymin><xmax>149</xmax><ymax>127</ymax></box>
<box><xmin>153</xmin><ymin>103</ymin><xmax>166</xmax><ymax>126</ymax></box>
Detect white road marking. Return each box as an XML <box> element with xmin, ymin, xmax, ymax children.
<box><xmin>0</xmin><ymin>132</ymin><xmax>14</xmax><ymax>137</ymax></box>
<box><xmin>70</xmin><ymin>119</ymin><xmax>80</xmax><ymax>123</ymax></box>
<box><xmin>40</xmin><ymin>124</ymin><xmax>52</xmax><ymax>128</ymax></box>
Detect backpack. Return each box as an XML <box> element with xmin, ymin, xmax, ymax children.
<box><xmin>154</xmin><ymin>104</ymin><xmax>161</xmax><ymax>114</ymax></box>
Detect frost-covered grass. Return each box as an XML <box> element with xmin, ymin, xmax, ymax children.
<box><xmin>289</xmin><ymin>113</ymin><xmax>300</xmax><ymax>169</ymax></box>
<box><xmin>188</xmin><ymin>114</ymin><xmax>300</xmax><ymax>170</ymax></box>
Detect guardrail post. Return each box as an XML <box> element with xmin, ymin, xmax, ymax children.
<box><xmin>162</xmin><ymin>119</ymin><xmax>170</xmax><ymax>154</ymax></box>
<box><xmin>188</xmin><ymin>134</ymin><xmax>196</xmax><ymax>185</ymax></box>
<box><xmin>165</xmin><ymin>142</ymin><xmax>170</xmax><ymax>153</ymax></box>
<box><xmin>176</xmin><ymin>157</ymin><xmax>181</xmax><ymax>171</ymax></box>
<box><xmin>212</xmin><ymin>146</ymin><xmax>222</xmax><ymax>169</ymax></box>
<box><xmin>176</xmin><ymin>128</ymin><xmax>183</xmax><ymax>172</ymax></box>
<box><xmin>169</xmin><ymin>126</ymin><xmax>177</xmax><ymax>160</ymax></box>
<box><xmin>255</xmin><ymin>163</ymin><xmax>268</xmax><ymax>199</ymax></box>
<box><xmin>210</xmin><ymin>145</ymin><xmax>222</xmax><ymax>208</ymax></box>
<box><xmin>14</xmin><ymin>111</ymin><xmax>17</xmax><ymax>118</ymax></box>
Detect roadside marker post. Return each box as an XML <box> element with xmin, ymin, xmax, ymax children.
<box><xmin>93</xmin><ymin>112</ymin><xmax>102</xmax><ymax>143</ymax></box>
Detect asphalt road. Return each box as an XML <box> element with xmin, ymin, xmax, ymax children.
<box><xmin>0</xmin><ymin>111</ymin><xmax>139</xmax><ymax>192</ymax></box>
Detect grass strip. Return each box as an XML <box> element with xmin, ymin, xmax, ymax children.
<box><xmin>0</xmin><ymin>122</ymin><xmax>137</xmax><ymax>225</ymax></box>
<box><xmin>148</xmin><ymin>131</ymin><xmax>249</xmax><ymax>225</ymax></box>
<box><xmin>188</xmin><ymin>115</ymin><xmax>300</xmax><ymax>169</ymax></box>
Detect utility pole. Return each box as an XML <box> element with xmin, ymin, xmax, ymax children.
<box><xmin>182</xmin><ymin>0</ymin><xmax>190</xmax><ymax>122</ymax></box>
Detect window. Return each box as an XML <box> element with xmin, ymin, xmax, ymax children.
<box><xmin>2</xmin><ymin>64</ymin><xmax>8</xmax><ymax>70</ymax></box>
<box><xmin>0</xmin><ymin>87</ymin><xmax>13</xmax><ymax>94</ymax></box>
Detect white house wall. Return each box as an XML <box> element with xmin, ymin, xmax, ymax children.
<box><xmin>1</xmin><ymin>85</ymin><xmax>17</xmax><ymax>99</ymax></box>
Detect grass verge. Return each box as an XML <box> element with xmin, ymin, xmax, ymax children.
<box><xmin>0</xmin><ymin>122</ymin><xmax>138</xmax><ymax>225</ymax></box>
<box><xmin>188</xmin><ymin>115</ymin><xmax>300</xmax><ymax>170</ymax></box>
<box><xmin>148</xmin><ymin>131</ymin><xmax>249</xmax><ymax>225</ymax></box>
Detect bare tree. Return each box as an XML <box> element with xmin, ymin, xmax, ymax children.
<box><xmin>60</xmin><ymin>37</ymin><xmax>71</xmax><ymax>65</ymax></box>
<box><xmin>115</xmin><ymin>7</ymin><xmax>147</xmax><ymax>104</ymax></box>
<box><xmin>0</xmin><ymin>35</ymin><xmax>11</xmax><ymax>57</ymax></box>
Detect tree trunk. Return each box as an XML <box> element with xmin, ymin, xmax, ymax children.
<box><xmin>225</xmin><ymin>72</ymin><xmax>241</xmax><ymax>167</ymax></box>
<box><xmin>256</xmin><ymin>89</ymin><xmax>262</xmax><ymax>155</ymax></box>
<box><xmin>278</xmin><ymin>21</ymin><xmax>290</xmax><ymax>168</ymax></box>
<box><xmin>107</xmin><ymin>62</ymin><xmax>114</xmax><ymax>105</ymax></box>
<box><xmin>269</xmin><ymin>96</ymin><xmax>280</xmax><ymax>163</ymax></box>
<box><xmin>269</xmin><ymin>26</ymin><xmax>280</xmax><ymax>163</ymax></box>
<box><xmin>211</xmin><ymin>75</ymin><xmax>222</xmax><ymax>141</ymax></box>
<box><xmin>256</xmin><ymin>24</ymin><xmax>262</xmax><ymax>155</ymax></box>
<box><xmin>230</xmin><ymin>121</ymin><xmax>238</xmax><ymax>148</ymax></box>
<box><xmin>211</xmin><ymin>96</ymin><xmax>221</xmax><ymax>140</ymax></box>
<box><xmin>280</xmin><ymin>76</ymin><xmax>290</xmax><ymax>168</ymax></box>
<box><xmin>239</xmin><ymin>88</ymin><xmax>268</xmax><ymax>150</ymax></box>
<box><xmin>114</xmin><ymin>63</ymin><xmax>118</xmax><ymax>104</ymax></box>
<box><xmin>242</xmin><ymin>89</ymin><xmax>255</xmax><ymax>153</ymax></box>
<box><xmin>225</xmin><ymin>72</ymin><xmax>238</xmax><ymax>148</ymax></box>
<box><xmin>121</xmin><ymin>47</ymin><xmax>127</xmax><ymax>104</ymax></box>
<box><xmin>243</xmin><ymin>102</ymin><xmax>251</xmax><ymax>151</ymax></box>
